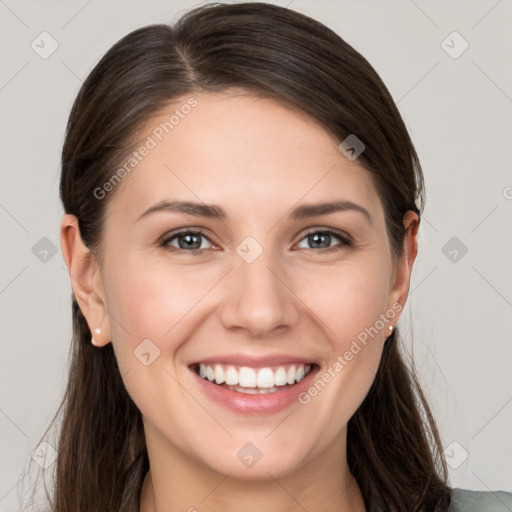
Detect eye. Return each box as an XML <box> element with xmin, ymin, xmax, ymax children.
<box><xmin>296</xmin><ymin>228</ymin><xmax>351</xmax><ymax>252</ymax></box>
<box><xmin>160</xmin><ymin>229</ymin><xmax>214</xmax><ymax>253</ymax></box>
<box><xmin>160</xmin><ymin>227</ymin><xmax>352</xmax><ymax>254</ymax></box>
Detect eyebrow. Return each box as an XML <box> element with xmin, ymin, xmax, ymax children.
<box><xmin>136</xmin><ymin>199</ymin><xmax>372</xmax><ymax>225</ymax></box>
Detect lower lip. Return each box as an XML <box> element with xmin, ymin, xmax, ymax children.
<box><xmin>190</xmin><ymin>365</ymin><xmax>320</xmax><ymax>415</ymax></box>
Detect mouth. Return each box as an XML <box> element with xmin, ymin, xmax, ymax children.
<box><xmin>189</xmin><ymin>362</ymin><xmax>318</xmax><ymax>395</ymax></box>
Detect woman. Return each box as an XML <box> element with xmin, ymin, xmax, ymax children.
<box><xmin>25</xmin><ymin>2</ymin><xmax>511</xmax><ymax>511</ymax></box>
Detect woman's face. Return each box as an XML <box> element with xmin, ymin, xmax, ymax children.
<box><xmin>71</xmin><ymin>91</ymin><xmax>416</xmax><ymax>480</ymax></box>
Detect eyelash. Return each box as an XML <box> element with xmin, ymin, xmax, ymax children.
<box><xmin>160</xmin><ymin>228</ymin><xmax>352</xmax><ymax>254</ymax></box>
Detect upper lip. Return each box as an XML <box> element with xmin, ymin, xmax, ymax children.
<box><xmin>189</xmin><ymin>353</ymin><xmax>318</xmax><ymax>369</ymax></box>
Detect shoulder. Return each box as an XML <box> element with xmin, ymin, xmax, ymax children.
<box><xmin>450</xmin><ymin>487</ymin><xmax>512</xmax><ymax>511</ymax></box>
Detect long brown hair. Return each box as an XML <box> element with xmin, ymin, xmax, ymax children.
<box><xmin>20</xmin><ymin>3</ymin><xmax>451</xmax><ymax>511</ymax></box>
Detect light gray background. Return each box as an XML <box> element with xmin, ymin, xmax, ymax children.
<box><xmin>1</xmin><ymin>0</ymin><xmax>511</xmax><ymax>509</ymax></box>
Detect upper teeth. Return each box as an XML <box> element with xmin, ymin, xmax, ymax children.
<box><xmin>197</xmin><ymin>363</ymin><xmax>312</xmax><ymax>388</ymax></box>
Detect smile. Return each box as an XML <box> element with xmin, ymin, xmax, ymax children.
<box><xmin>190</xmin><ymin>362</ymin><xmax>315</xmax><ymax>394</ymax></box>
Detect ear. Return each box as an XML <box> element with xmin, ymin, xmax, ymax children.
<box><xmin>60</xmin><ymin>214</ymin><xmax>112</xmax><ymax>347</ymax></box>
<box><xmin>386</xmin><ymin>210</ymin><xmax>419</xmax><ymax>320</ymax></box>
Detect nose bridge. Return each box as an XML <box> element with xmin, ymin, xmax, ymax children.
<box><xmin>219</xmin><ymin>234</ymin><xmax>298</xmax><ymax>336</ymax></box>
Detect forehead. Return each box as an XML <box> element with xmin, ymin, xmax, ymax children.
<box><xmin>108</xmin><ymin>91</ymin><xmax>382</xmax><ymax>223</ymax></box>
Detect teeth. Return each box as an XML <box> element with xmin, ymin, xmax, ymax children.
<box><xmin>239</xmin><ymin>367</ymin><xmax>257</xmax><ymax>387</ymax></box>
<box><xmin>256</xmin><ymin>368</ymin><xmax>274</xmax><ymax>388</ymax></box>
<box><xmin>274</xmin><ymin>366</ymin><xmax>287</xmax><ymax>386</ymax></box>
<box><xmin>286</xmin><ymin>366</ymin><xmax>296</xmax><ymax>385</ymax></box>
<box><xmin>197</xmin><ymin>363</ymin><xmax>313</xmax><ymax>388</ymax></box>
<box><xmin>225</xmin><ymin>385</ymin><xmax>281</xmax><ymax>394</ymax></box>
<box><xmin>214</xmin><ymin>364</ymin><xmax>225</xmax><ymax>384</ymax></box>
<box><xmin>225</xmin><ymin>366</ymin><xmax>238</xmax><ymax>385</ymax></box>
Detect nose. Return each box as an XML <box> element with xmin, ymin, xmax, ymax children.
<box><xmin>218</xmin><ymin>245</ymin><xmax>300</xmax><ymax>339</ymax></box>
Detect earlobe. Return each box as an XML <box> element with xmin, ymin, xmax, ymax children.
<box><xmin>60</xmin><ymin>214</ymin><xmax>112</xmax><ymax>347</ymax></box>
<box><xmin>91</xmin><ymin>327</ymin><xmax>103</xmax><ymax>347</ymax></box>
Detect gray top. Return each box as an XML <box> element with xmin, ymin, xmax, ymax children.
<box><xmin>450</xmin><ymin>488</ymin><xmax>512</xmax><ymax>511</ymax></box>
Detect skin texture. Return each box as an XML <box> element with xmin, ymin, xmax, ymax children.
<box><xmin>60</xmin><ymin>91</ymin><xmax>419</xmax><ymax>512</ymax></box>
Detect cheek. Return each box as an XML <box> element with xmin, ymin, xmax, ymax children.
<box><xmin>294</xmin><ymin>255</ymin><xmax>392</xmax><ymax>345</ymax></box>
<box><xmin>287</xmin><ymin>258</ymin><xmax>392</xmax><ymax>457</ymax></box>
<box><xmin>292</xmin><ymin>256</ymin><xmax>391</xmax><ymax>397</ymax></box>
<box><xmin>105</xmin><ymin>260</ymin><xmax>220</xmax><ymax>361</ymax></box>
<box><xmin>104</xmin><ymin>264</ymin><xmax>215</xmax><ymax>418</ymax></box>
